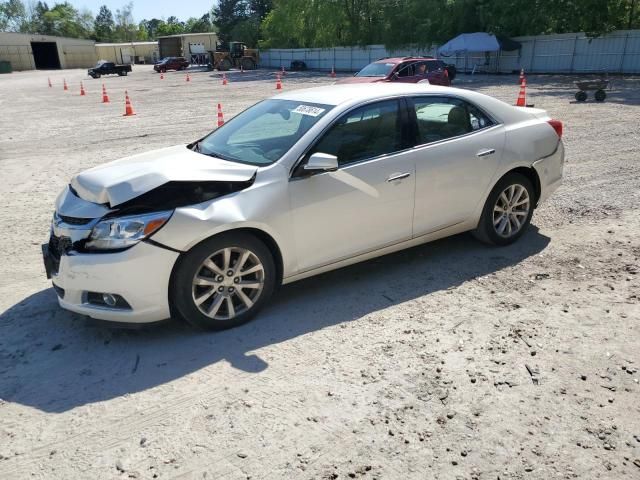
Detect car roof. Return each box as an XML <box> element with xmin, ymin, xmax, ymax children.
<box><xmin>275</xmin><ymin>83</ymin><xmax>524</xmax><ymax>124</ymax></box>
<box><xmin>276</xmin><ymin>83</ymin><xmax>456</xmax><ymax>106</ymax></box>
<box><xmin>374</xmin><ymin>56</ymin><xmax>435</xmax><ymax>64</ymax></box>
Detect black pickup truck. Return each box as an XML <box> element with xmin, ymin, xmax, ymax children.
<box><xmin>88</xmin><ymin>61</ymin><xmax>132</xmax><ymax>79</ymax></box>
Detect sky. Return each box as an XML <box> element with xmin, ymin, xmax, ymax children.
<box><xmin>67</xmin><ymin>0</ymin><xmax>215</xmax><ymax>22</ymax></box>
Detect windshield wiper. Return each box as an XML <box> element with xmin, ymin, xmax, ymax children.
<box><xmin>198</xmin><ymin>148</ymin><xmax>235</xmax><ymax>162</ymax></box>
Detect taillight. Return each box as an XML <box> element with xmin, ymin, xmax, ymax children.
<box><xmin>548</xmin><ymin>119</ymin><xmax>563</xmax><ymax>138</ymax></box>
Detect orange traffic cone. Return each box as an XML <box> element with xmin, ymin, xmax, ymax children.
<box><xmin>123</xmin><ymin>90</ymin><xmax>136</xmax><ymax>116</ymax></box>
<box><xmin>48</xmin><ymin>77</ymin><xmax>52</xmax><ymax>88</ymax></box>
<box><xmin>516</xmin><ymin>77</ymin><xmax>526</xmax><ymax>107</ymax></box>
<box><xmin>160</xmin><ymin>72</ymin><xmax>164</xmax><ymax>80</ymax></box>
<box><xmin>217</xmin><ymin>103</ymin><xmax>224</xmax><ymax>127</ymax></box>
<box><xmin>63</xmin><ymin>79</ymin><xmax>68</xmax><ymax>91</ymax></box>
<box><xmin>101</xmin><ymin>84</ymin><xmax>110</xmax><ymax>103</ymax></box>
<box><xmin>186</xmin><ymin>72</ymin><xmax>191</xmax><ymax>82</ymax></box>
<box><xmin>80</xmin><ymin>81</ymin><xmax>86</xmax><ymax>96</ymax></box>
<box><xmin>222</xmin><ymin>73</ymin><xmax>228</xmax><ymax>85</ymax></box>
<box><xmin>330</xmin><ymin>66</ymin><xmax>336</xmax><ymax>78</ymax></box>
<box><xmin>276</xmin><ymin>74</ymin><xmax>282</xmax><ymax>90</ymax></box>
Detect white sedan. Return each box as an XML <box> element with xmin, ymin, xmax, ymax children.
<box><xmin>43</xmin><ymin>83</ymin><xmax>564</xmax><ymax>329</ymax></box>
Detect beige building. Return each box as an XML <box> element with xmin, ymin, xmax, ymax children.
<box><xmin>157</xmin><ymin>32</ymin><xmax>218</xmax><ymax>63</ymax></box>
<box><xmin>0</xmin><ymin>32</ymin><xmax>97</xmax><ymax>71</ymax></box>
<box><xmin>95</xmin><ymin>41</ymin><xmax>159</xmax><ymax>65</ymax></box>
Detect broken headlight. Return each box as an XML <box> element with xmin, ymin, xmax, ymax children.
<box><xmin>85</xmin><ymin>210</ymin><xmax>173</xmax><ymax>250</ymax></box>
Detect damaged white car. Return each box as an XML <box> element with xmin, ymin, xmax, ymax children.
<box><xmin>43</xmin><ymin>83</ymin><xmax>564</xmax><ymax>329</ymax></box>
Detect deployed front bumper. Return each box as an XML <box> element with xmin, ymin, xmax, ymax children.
<box><xmin>46</xmin><ymin>241</ymin><xmax>179</xmax><ymax>323</ymax></box>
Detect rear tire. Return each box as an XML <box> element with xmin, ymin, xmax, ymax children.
<box><xmin>472</xmin><ymin>172</ymin><xmax>535</xmax><ymax>246</ymax></box>
<box><xmin>171</xmin><ymin>232</ymin><xmax>277</xmax><ymax>330</ymax></box>
<box><xmin>595</xmin><ymin>89</ymin><xmax>606</xmax><ymax>102</ymax></box>
<box><xmin>575</xmin><ymin>90</ymin><xmax>587</xmax><ymax>102</ymax></box>
<box><xmin>241</xmin><ymin>57</ymin><xmax>256</xmax><ymax>70</ymax></box>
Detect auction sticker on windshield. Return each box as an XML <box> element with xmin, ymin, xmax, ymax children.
<box><xmin>292</xmin><ymin>105</ymin><xmax>326</xmax><ymax>117</ymax></box>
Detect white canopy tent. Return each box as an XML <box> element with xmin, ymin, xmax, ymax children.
<box><xmin>437</xmin><ymin>33</ymin><xmax>503</xmax><ymax>74</ymax></box>
<box><xmin>438</xmin><ymin>32</ymin><xmax>501</xmax><ymax>55</ymax></box>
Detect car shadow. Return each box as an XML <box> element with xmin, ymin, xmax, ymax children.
<box><xmin>0</xmin><ymin>228</ymin><xmax>550</xmax><ymax>413</ymax></box>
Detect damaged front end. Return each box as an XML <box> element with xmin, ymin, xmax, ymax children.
<box><xmin>45</xmin><ymin>177</ymin><xmax>255</xmax><ymax>278</ymax></box>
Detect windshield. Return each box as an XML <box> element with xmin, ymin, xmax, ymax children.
<box><xmin>196</xmin><ymin>99</ymin><xmax>333</xmax><ymax>166</ymax></box>
<box><xmin>356</xmin><ymin>62</ymin><xmax>395</xmax><ymax>77</ymax></box>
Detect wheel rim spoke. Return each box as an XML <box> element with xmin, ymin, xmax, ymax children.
<box><xmin>238</xmin><ymin>281</ymin><xmax>261</xmax><ymax>289</ymax></box>
<box><xmin>497</xmin><ymin>216</ymin><xmax>508</xmax><ymax>234</ymax></box>
<box><xmin>241</xmin><ymin>264</ymin><xmax>264</xmax><ymax>276</ymax></box>
<box><xmin>194</xmin><ymin>275</ymin><xmax>217</xmax><ymax>286</ymax></box>
<box><xmin>236</xmin><ymin>289</ymin><xmax>254</xmax><ymax>309</ymax></box>
<box><xmin>222</xmin><ymin>248</ymin><xmax>231</xmax><ymax>271</ymax></box>
<box><xmin>195</xmin><ymin>288</ymin><xmax>216</xmax><ymax>306</ymax></box>
<box><xmin>234</xmin><ymin>250</ymin><xmax>251</xmax><ymax>275</ymax></box>
<box><xmin>204</xmin><ymin>259</ymin><xmax>224</xmax><ymax>276</ymax></box>
<box><xmin>207</xmin><ymin>294</ymin><xmax>224</xmax><ymax>316</ymax></box>
<box><xmin>225</xmin><ymin>297</ymin><xmax>235</xmax><ymax>318</ymax></box>
<box><xmin>511</xmin><ymin>213</ymin><xmax>521</xmax><ymax>229</ymax></box>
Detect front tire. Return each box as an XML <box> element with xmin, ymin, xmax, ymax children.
<box><xmin>171</xmin><ymin>232</ymin><xmax>277</xmax><ymax>330</ymax></box>
<box><xmin>472</xmin><ymin>172</ymin><xmax>535</xmax><ymax>246</ymax></box>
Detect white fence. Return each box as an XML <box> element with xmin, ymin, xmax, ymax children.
<box><xmin>260</xmin><ymin>30</ymin><xmax>640</xmax><ymax>74</ymax></box>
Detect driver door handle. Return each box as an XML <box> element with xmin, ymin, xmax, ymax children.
<box><xmin>477</xmin><ymin>148</ymin><xmax>496</xmax><ymax>157</ymax></box>
<box><xmin>386</xmin><ymin>172</ymin><xmax>411</xmax><ymax>182</ymax></box>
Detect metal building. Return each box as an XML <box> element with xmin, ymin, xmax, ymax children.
<box><xmin>0</xmin><ymin>32</ymin><xmax>97</xmax><ymax>71</ymax></box>
<box><xmin>96</xmin><ymin>41</ymin><xmax>159</xmax><ymax>65</ymax></box>
<box><xmin>157</xmin><ymin>32</ymin><xmax>218</xmax><ymax>64</ymax></box>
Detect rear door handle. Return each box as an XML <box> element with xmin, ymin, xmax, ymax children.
<box><xmin>386</xmin><ymin>172</ymin><xmax>411</xmax><ymax>182</ymax></box>
<box><xmin>477</xmin><ymin>149</ymin><xmax>496</xmax><ymax>157</ymax></box>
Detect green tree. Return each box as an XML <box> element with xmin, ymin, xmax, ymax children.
<box><xmin>94</xmin><ymin>5</ymin><xmax>115</xmax><ymax>41</ymax></box>
<box><xmin>185</xmin><ymin>13</ymin><xmax>215</xmax><ymax>33</ymax></box>
<box><xmin>139</xmin><ymin>17</ymin><xmax>164</xmax><ymax>38</ymax></box>
<box><xmin>0</xmin><ymin>0</ymin><xmax>27</xmax><ymax>32</ymax></box>
<box><xmin>213</xmin><ymin>0</ymin><xmax>246</xmax><ymax>43</ymax></box>
<box><xmin>40</xmin><ymin>2</ymin><xmax>93</xmax><ymax>38</ymax></box>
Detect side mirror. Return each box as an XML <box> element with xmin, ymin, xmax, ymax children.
<box><xmin>304</xmin><ymin>152</ymin><xmax>338</xmax><ymax>172</ymax></box>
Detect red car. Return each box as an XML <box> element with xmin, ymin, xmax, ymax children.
<box><xmin>337</xmin><ymin>57</ymin><xmax>454</xmax><ymax>86</ymax></box>
<box><xmin>153</xmin><ymin>57</ymin><xmax>189</xmax><ymax>73</ymax></box>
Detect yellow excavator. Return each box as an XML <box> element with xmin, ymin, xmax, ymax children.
<box><xmin>208</xmin><ymin>41</ymin><xmax>259</xmax><ymax>71</ymax></box>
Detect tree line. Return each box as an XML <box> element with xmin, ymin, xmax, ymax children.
<box><xmin>1</xmin><ymin>0</ymin><xmax>638</xmax><ymax>47</ymax></box>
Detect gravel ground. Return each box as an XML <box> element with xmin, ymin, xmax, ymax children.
<box><xmin>0</xmin><ymin>67</ymin><xmax>639</xmax><ymax>480</ymax></box>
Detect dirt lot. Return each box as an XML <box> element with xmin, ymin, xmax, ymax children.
<box><xmin>0</xmin><ymin>66</ymin><xmax>639</xmax><ymax>480</ymax></box>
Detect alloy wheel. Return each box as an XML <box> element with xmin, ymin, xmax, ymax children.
<box><xmin>191</xmin><ymin>247</ymin><xmax>265</xmax><ymax>320</ymax></box>
<box><xmin>492</xmin><ymin>184</ymin><xmax>530</xmax><ymax>238</ymax></box>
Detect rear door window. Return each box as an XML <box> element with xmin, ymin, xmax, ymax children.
<box><xmin>410</xmin><ymin>96</ymin><xmax>494</xmax><ymax>144</ymax></box>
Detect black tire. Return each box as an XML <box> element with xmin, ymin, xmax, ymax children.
<box><xmin>218</xmin><ymin>58</ymin><xmax>232</xmax><ymax>71</ymax></box>
<box><xmin>595</xmin><ymin>89</ymin><xmax>606</xmax><ymax>102</ymax></box>
<box><xmin>171</xmin><ymin>232</ymin><xmax>277</xmax><ymax>330</ymax></box>
<box><xmin>93</xmin><ymin>73</ymin><xmax>100</xmax><ymax>79</ymax></box>
<box><xmin>575</xmin><ymin>90</ymin><xmax>587</xmax><ymax>102</ymax></box>
<box><xmin>472</xmin><ymin>172</ymin><xmax>535</xmax><ymax>246</ymax></box>
<box><xmin>241</xmin><ymin>57</ymin><xmax>256</xmax><ymax>71</ymax></box>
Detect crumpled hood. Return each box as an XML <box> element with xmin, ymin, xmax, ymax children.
<box><xmin>71</xmin><ymin>145</ymin><xmax>258</xmax><ymax>207</ymax></box>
